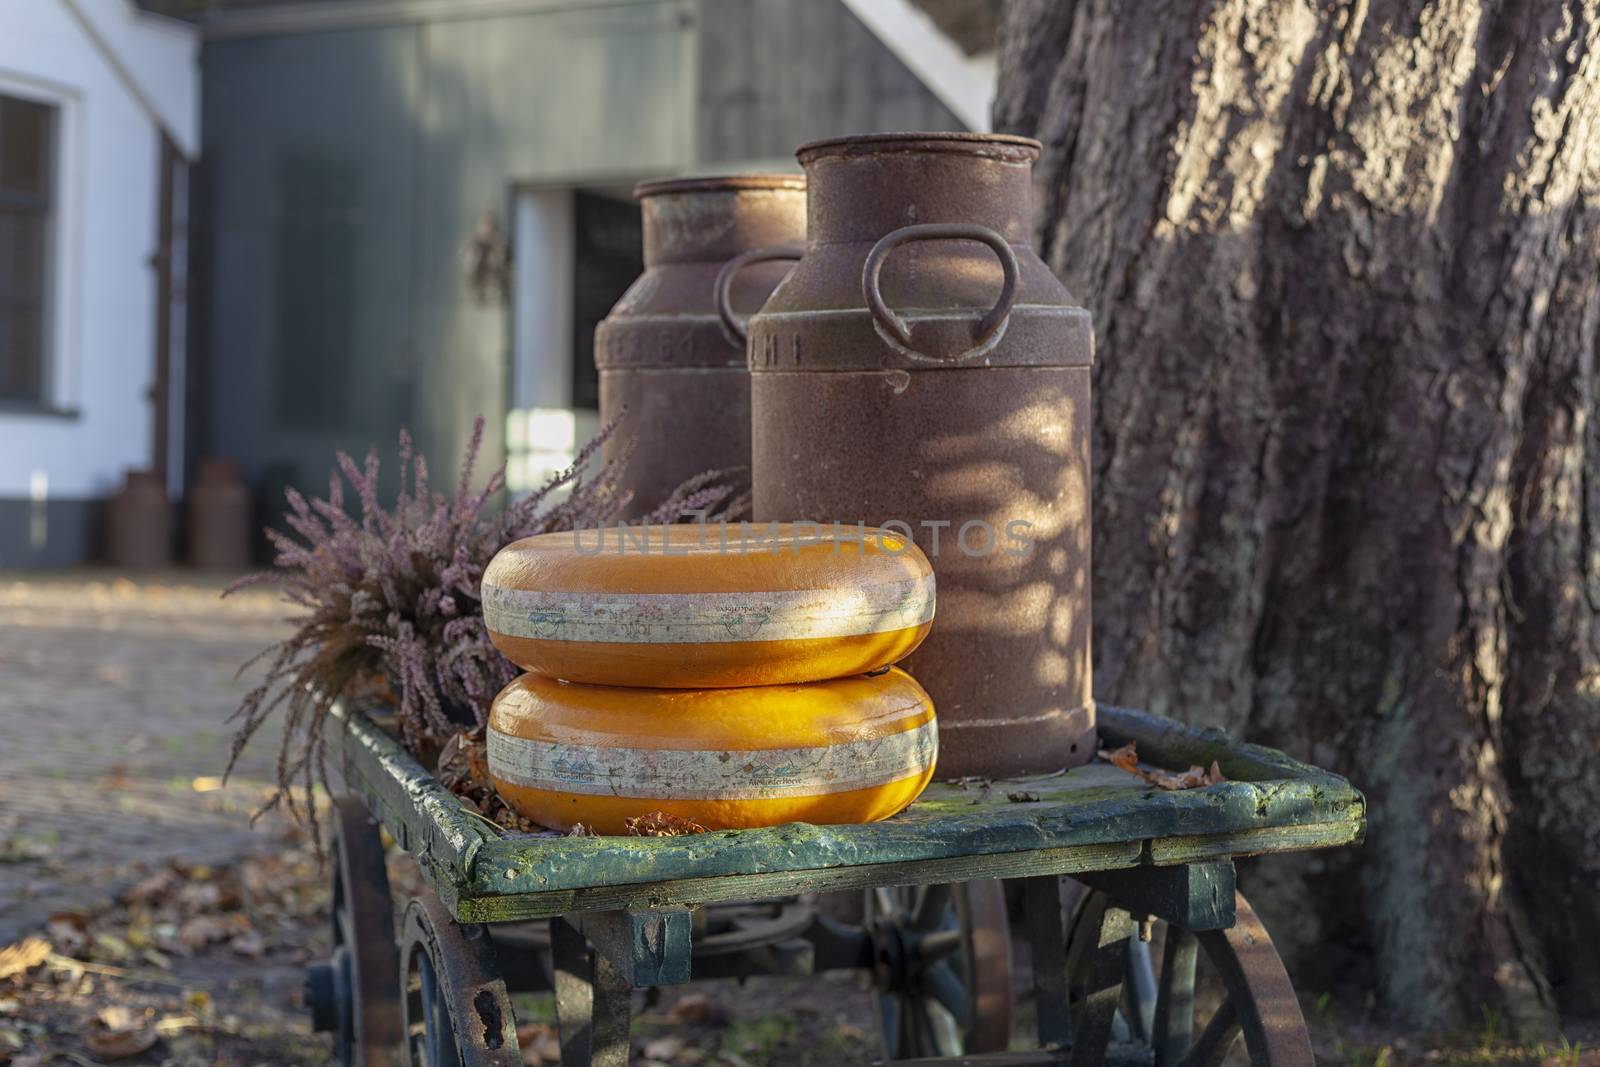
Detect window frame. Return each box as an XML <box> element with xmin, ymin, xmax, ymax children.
<box><xmin>0</xmin><ymin>75</ymin><xmax>80</xmax><ymax>418</ymax></box>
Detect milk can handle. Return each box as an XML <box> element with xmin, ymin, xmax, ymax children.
<box><xmin>714</xmin><ymin>243</ymin><xmax>805</xmax><ymax>347</ymax></box>
<box><xmin>863</xmin><ymin>223</ymin><xmax>1021</xmax><ymax>361</ymax></box>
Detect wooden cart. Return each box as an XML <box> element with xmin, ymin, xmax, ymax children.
<box><xmin>308</xmin><ymin>704</ymin><xmax>1364</xmax><ymax>1066</ymax></box>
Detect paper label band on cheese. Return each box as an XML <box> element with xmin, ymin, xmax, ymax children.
<box><xmin>487</xmin><ymin>720</ymin><xmax>937</xmax><ymax>800</ymax></box>
<box><xmin>481</xmin><ymin>573</ymin><xmax>935</xmax><ymax>645</ymax></box>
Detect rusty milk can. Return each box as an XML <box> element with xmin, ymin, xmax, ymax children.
<box><xmin>748</xmin><ymin>133</ymin><xmax>1095</xmax><ymax>778</ymax></box>
<box><xmin>596</xmin><ymin>176</ymin><xmax>805</xmax><ymax>518</ymax></box>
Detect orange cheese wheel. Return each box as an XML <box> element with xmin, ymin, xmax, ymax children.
<box><xmin>481</xmin><ymin>522</ymin><xmax>933</xmax><ymax>687</ymax></box>
<box><xmin>487</xmin><ymin>667</ymin><xmax>936</xmax><ymax>833</ymax></box>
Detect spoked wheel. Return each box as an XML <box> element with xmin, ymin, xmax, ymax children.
<box><xmin>400</xmin><ymin>888</ymin><xmax>521</xmax><ymax>1066</ymax></box>
<box><xmin>305</xmin><ymin>797</ymin><xmax>404</xmax><ymax>1065</ymax></box>
<box><xmin>866</xmin><ymin>880</ymin><xmax>1013</xmax><ymax>1060</ymax></box>
<box><xmin>1064</xmin><ymin>885</ymin><xmax>1313</xmax><ymax>1066</ymax></box>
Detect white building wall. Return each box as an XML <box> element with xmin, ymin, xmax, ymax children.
<box><xmin>0</xmin><ymin>0</ymin><xmax>197</xmax><ymax>502</ymax></box>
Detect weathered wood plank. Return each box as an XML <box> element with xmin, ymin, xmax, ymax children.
<box><xmin>1096</xmin><ymin>705</ymin><xmax>1351</xmax><ymax>790</ymax></box>
<box><xmin>455</xmin><ymin>841</ymin><xmax>1147</xmax><ymax>923</ymax></box>
<box><xmin>448</xmin><ymin>820</ymin><xmax>1361</xmax><ymax>923</ymax></box>
<box><xmin>577</xmin><ymin>907</ymin><xmax>693</xmax><ymax>988</ymax></box>
<box><xmin>330</xmin><ymin>705</ymin><xmax>495</xmax><ymax>890</ymax></box>
<box><xmin>463</xmin><ymin>773</ymin><xmax>1362</xmax><ymax>899</ymax></box>
<box><xmin>1076</xmin><ymin>861</ymin><xmax>1235</xmax><ymax>931</ymax></box>
<box><xmin>331</xmin><ymin>703</ymin><xmax>1366</xmax><ymax>923</ymax></box>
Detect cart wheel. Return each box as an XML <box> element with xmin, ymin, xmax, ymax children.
<box><xmin>400</xmin><ymin>887</ymin><xmax>521</xmax><ymax>1067</ymax></box>
<box><xmin>305</xmin><ymin>797</ymin><xmax>404</xmax><ymax>1065</ymax></box>
<box><xmin>865</xmin><ymin>880</ymin><xmax>1013</xmax><ymax>1060</ymax></box>
<box><xmin>1064</xmin><ymin>885</ymin><xmax>1313</xmax><ymax>1066</ymax></box>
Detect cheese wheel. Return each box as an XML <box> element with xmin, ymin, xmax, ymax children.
<box><xmin>487</xmin><ymin>667</ymin><xmax>936</xmax><ymax>833</ymax></box>
<box><xmin>481</xmin><ymin>522</ymin><xmax>933</xmax><ymax>687</ymax></box>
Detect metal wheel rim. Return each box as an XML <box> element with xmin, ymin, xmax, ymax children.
<box><xmin>399</xmin><ymin>888</ymin><xmax>522</xmax><ymax>1067</ymax></box>
<box><xmin>328</xmin><ymin>796</ymin><xmax>404</xmax><ymax>1066</ymax></box>
<box><xmin>1065</xmin><ymin>886</ymin><xmax>1313</xmax><ymax>1067</ymax></box>
<box><xmin>405</xmin><ymin>943</ymin><xmax>462</xmax><ymax>1067</ymax></box>
<box><xmin>867</xmin><ymin>880</ymin><xmax>1013</xmax><ymax>1060</ymax></box>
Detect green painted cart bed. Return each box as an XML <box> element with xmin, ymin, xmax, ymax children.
<box><xmin>313</xmin><ymin>703</ymin><xmax>1365</xmax><ymax>1067</ymax></box>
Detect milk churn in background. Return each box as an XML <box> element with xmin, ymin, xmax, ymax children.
<box><xmin>187</xmin><ymin>458</ymin><xmax>253</xmax><ymax>570</ymax></box>
<box><xmin>107</xmin><ymin>469</ymin><xmax>172</xmax><ymax>570</ymax></box>
<box><xmin>595</xmin><ymin>176</ymin><xmax>805</xmax><ymax>518</ymax></box>
<box><xmin>748</xmin><ymin>133</ymin><xmax>1095</xmax><ymax>779</ymax></box>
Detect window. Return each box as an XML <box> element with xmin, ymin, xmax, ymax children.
<box><xmin>0</xmin><ymin>95</ymin><xmax>54</xmax><ymax>404</ymax></box>
<box><xmin>571</xmin><ymin>190</ymin><xmax>642</xmax><ymax>411</ymax></box>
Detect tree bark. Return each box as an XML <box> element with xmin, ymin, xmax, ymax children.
<box><xmin>995</xmin><ymin>0</ymin><xmax>1600</xmax><ymax>1029</ymax></box>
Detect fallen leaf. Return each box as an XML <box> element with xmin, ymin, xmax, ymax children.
<box><xmin>98</xmin><ymin>1005</ymin><xmax>134</xmax><ymax>1031</ymax></box>
<box><xmin>176</xmin><ymin>915</ymin><xmax>233</xmax><ymax>953</ymax></box>
<box><xmin>1097</xmin><ymin>742</ymin><xmax>1227</xmax><ymax>791</ymax></box>
<box><xmin>665</xmin><ymin>992</ymin><xmax>729</xmax><ymax>1025</ymax></box>
<box><xmin>1006</xmin><ymin>791</ymin><xmax>1040</xmax><ymax>803</ymax></box>
<box><xmin>229</xmin><ymin>930</ymin><xmax>266</xmax><ymax>958</ymax></box>
<box><xmin>176</xmin><ymin>881</ymin><xmax>222</xmax><ymax>913</ymax></box>
<box><xmin>0</xmin><ymin>937</ymin><xmax>50</xmax><ymax>981</ymax></box>
<box><xmin>642</xmin><ymin>1035</ymin><xmax>686</xmax><ymax>1061</ymax></box>
<box><xmin>85</xmin><ymin>1024</ymin><xmax>158</xmax><ymax>1061</ymax></box>
<box><xmin>44</xmin><ymin>913</ymin><xmax>89</xmax><ymax>957</ymax></box>
<box><xmin>91</xmin><ymin>932</ymin><xmax>132</xmax><ymax>963</ymax></box>
<box><xmin>1098</xmin><ymin>742</ymin><xmax>1140</xmax><ymax>773</ymax></box>
<box><xmin>625</xmin><ymin>811</ymin><xmax>707</xmax><ymax>837</ymax></box>
<box><xmin>516</xmin><ymin>1021</ymin><xmax>561</xmax><ymax>1064</ymax></box>
<box><xmin>567</xmin><ymin>823</ymin><xmax>597</xmax><ymax>838</ymax></box>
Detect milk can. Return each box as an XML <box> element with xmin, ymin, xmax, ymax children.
<box><xmin>595</xmin><ymin>175</ymin><xmax>805</xmax><ymax>518</ymax></box>
<box><xmin>107</xmin><ymin>469</ymin><xmax>172</xmax><ymax>570</ymax></box>
<box><xmin>187</xmin><ymin>458</ymin><xmax>253</xmax><ymax>570</ymax></box>
<box><xmin>748</xmin><ymin>133</ymin><xmax>1095</xmax><ymax>778</ymax></box>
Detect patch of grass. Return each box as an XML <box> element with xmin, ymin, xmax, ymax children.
<box><xmin>721</xmin><ymin>1013</ymin><xmax>799</xmax><ymax>1061</ymax></box>
<box><xmin>510</xmin><ymin>992</ymin><xmax>556</xmax><ymax>1027</ymax></box>
<box><xmin>1480</xmin><ymin>1004</ymin><xmax>1503</xmax><ymax>1045</ymax></box>
<box><xmin>813</xmin><ymin>1015</ymin><xmax>875</xmax><ymax>1064</ymax></box>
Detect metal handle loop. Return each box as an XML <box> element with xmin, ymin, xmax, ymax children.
<box><xmin>714</xmin><ymin>243</ymin><xmax>805</xmax><ymax>347</ymax></box>
<box><xmin>862</xmin><ymin>223</ymin><xmax>1021</xmax><ymax>362</ymax></box>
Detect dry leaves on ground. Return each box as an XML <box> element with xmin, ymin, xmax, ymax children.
<box><xmin>626</xmin><ymin>811</ymin><xmax>709</xmax><ymax>837</ymax></box>
<box><xmin>516</xmin><ymin>1021</ymin><xmax>562</xmax><ymax>1065</ymax></box>
<box><xmin>663</xmin><ymin>992</ymin><xmax>730</xmax><ymax>1026</ymax></box>
<box><xmin>1098</xmin><ymin>742</ymin><xmax>1227</xmax><ymax>791</ymax></box>
<box><xmin>83</xmin><ymin>1005</ymin><xmax>158</xmax><ymax>1061</ymax></box>
<box><xmin>0</xmin><ymin>826</ymin><xmax>328</xmax><ymax>1065</ymax></box>
<box><xmin>641</xmin><ymin>1034</ymin><xmax>687</xmax><ymax>1062</ymax></box>
<box><xmin>0</xmin><ymin>938</ymin><xmax>50</xmax><ymax>982</ymax></box>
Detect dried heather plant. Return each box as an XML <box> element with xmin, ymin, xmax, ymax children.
<box><xmin>225</xmin><ymin>416</ymin><xmax>736</xmax><ymax>831</ymax></box>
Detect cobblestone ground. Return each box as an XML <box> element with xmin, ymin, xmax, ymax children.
<box><xmin>0</xmin><ymin>571</ymin><xmax>338</xmax><ymax>1065</ymax></box>
<box><xmin>0</xmin><ymin>571</ymin><xmax>292</xmax><ymax>945</ymax></box>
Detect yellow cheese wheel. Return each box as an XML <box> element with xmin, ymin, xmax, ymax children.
<box><xmin>481</xmin><ymin>522</ymin><xmax>933</xmax><ymax>687</ymax></box>
<box><xmin>487</xmin><ymin>667</ymin><xmax>936</xmax><ymax>833</ymax></box>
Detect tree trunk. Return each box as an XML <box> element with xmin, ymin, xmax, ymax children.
<box><xmin>995</xmin><ymin>0</ymin><xmax>1600</xmax><ymax>1029</ymax></box>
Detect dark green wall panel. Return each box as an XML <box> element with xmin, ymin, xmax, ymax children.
<box><xmin>196</xmin><ymin>0</ymin><xmax>959</xmax><ymax>538</ymax></box>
